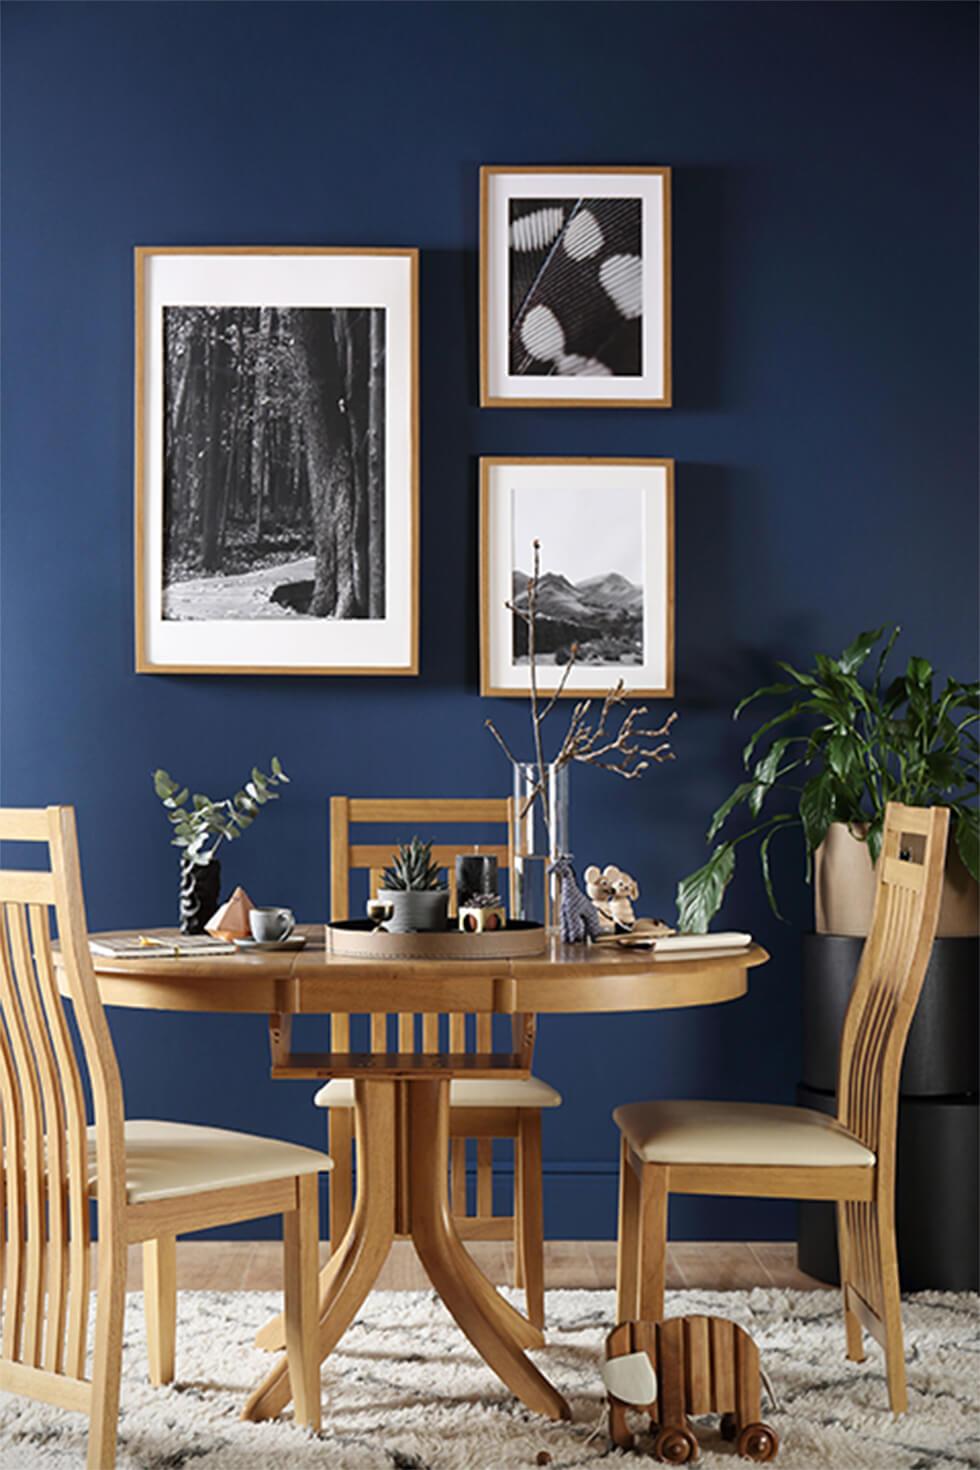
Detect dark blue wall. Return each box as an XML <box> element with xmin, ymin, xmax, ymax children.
<box><xmin>2</xmin><ymin>1</ymin><xmax>976</xmax><ymax>1240</ymax></box>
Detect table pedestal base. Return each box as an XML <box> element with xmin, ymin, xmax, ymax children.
<box><xmin>244</xmin><ymin>1077</ymin><xmax>570</xmax><ymax>1424</ymax></box>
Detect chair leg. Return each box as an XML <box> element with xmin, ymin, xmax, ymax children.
<box><xmin>837</xmin><ymin>1201</ymin><xmax>865</xmax><ymax>1363</ymax></box>
<box><xmin>328</xmin><ymin>1110</ymin><xmax>354</xmax><ymax>1256</ymax></box>
<box><xmin>517</xmin><ymin>1111</ymin><xmax>545</xmax><ymax>1329</ymax></box>
<box><xmin>616</xmin><ymin>1136</ymin><xmax>640</xmax><ymax>1322</ymax></box>
<box><xmin>876</xmin><ymin>1202</ymin><xmax>908</xmax><ymax>1415</ymax></box>
<box><xmin>513</xmin><ymin>1128</ymin><xmax>525</xmax><ymax>1291</ymax></box>
<box><xmin>450</xmin><ymin>1136</ymin><xmax>468</xmax><ymax>1219</ymax></box>
<box><xmin>144</xmin><ymin>1234</ymin><xmax>177</xmax><ymax>1387</ymax></box>
<box><xmin>283</xmin><ymin>1173</ymin><xmax>322</xmax><ymax>1431</ymax></box>
<box><xmin>87</xmin><ymin>1225</ymin><xmax>126</xmax><ymax>1470</ymax></box>
<box><xmin>636</xmin><ymin>1163</ymin><xmax>669</xmax><ymax>1322</ymax></box>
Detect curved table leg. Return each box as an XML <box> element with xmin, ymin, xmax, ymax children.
<box><xmin>437</xmin><ymin>1204</ymin><xmax>545</xmax><ymax>1351</ymax></box>
<box><xmin>255</xmin><ymin>1101</ymin><xmax>543</xmax><ymax>1359</ymax></box>
<box><xmin>409</xmin><ymin>1080</ymin><xmax>570</xmax><ymax>1422</ymax></box>
<box><xmin>243</xmin><ymin>1080</ymin><xmax>396</xmax><ymax>1422</ymax></box>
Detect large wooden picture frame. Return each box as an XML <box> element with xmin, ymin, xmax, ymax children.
<box><xmin>135</xmin><ymin>246</ymin><xmax>419</xmax><ymax>675</ymax></box>
<box><xmin>480</xmin><ymin>166</ymin><xmax>671</xmax><ymax>408</ymax></box>
<box><xmin>480</xmin><ymin>457</ymin><xmax>675</xmax><ymax>698</ymax></box>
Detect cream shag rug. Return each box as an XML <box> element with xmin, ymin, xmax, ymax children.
<box><xmin>0</xmin><ymin>1288</ymin><xmax>977</xmax><ymax>1468</ymax></box>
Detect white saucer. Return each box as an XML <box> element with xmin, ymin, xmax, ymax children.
<box><xmin>233</xmin><ymin>935</ymin><xmax>307</xmax><ymax>952</ymax></box>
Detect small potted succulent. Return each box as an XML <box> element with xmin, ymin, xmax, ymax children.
<box><xmin>153</xmin><ymin>758</ymin><xmax>289</xmax><ymax>933</ymax></box>
<box><xmin>378</xmin><ymin>838</ymin><xmax>448</xmax><ymax>933</ymax></box>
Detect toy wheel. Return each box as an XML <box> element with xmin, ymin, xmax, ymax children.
<box><xmin>736</xmin><ymin>1422</ymin><xmax>779</xmax><ymax>1461</ymax></box>
<box><xmin>653</xmin><ymin>1425</ymin><xmax>699</xmax><ymax>1463</ymax></box>
<box><xmin>720</xmin><ymin>1412</ymin><xmax>738</xmax><ymax>1441</ymax></box>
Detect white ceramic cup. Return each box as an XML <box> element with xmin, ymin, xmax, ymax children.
<box><xmin>249</xmin><ymin>907</ymin><xmax>295</xmax><ymax>943</ymax></box>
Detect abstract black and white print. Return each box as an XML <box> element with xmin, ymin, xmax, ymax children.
<box><xmin>511</xmin><ymin>483</ymin><xmax>644</xmax><ymax>666</ymax></box>
<box><xmin>162</xmin><ymin>305</ymin><xmax>385</xmax><ymax>621</ymax></box>
<box><xmin>508</xmin><ymin>197</ymin><xmax>642</xmax><ymax>377</ymax></box>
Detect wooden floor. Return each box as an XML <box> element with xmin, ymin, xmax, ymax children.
<box><xmin>118</xmin><ymin>1240</ymin><xmax>830</xmax><ymax>1293</ymax></box>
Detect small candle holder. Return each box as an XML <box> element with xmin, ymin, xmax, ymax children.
<box><xmin>459</xmin><ymin>894</ymin><xmax>507</xmax><ymax>933</ymax></box>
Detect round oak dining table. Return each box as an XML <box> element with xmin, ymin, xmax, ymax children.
<box><xmin>72</xmin><ymin>927</ymin><xmax>769</xmax><ymax>1424</ymax></box>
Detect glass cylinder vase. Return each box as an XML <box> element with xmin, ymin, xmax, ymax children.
<box><xmin>511</xmin><ymin>762</ymin><xmax>570</xmax><ymax>928</ymax></box>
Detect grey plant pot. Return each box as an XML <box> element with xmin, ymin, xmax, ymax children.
<box><xmin>378</xmin><ymin>888</ymin><xmax>448</xmax><ymax>934</ymax></box>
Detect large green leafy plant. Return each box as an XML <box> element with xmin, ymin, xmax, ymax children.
<box><xmin>153</xmin><ymin>757</ymin><xmax>289</xmax><ymax>867</ymax></box>
<box><xmin>676</xmin><ymin>629</ymin><xmax>979</xmax><ymax>932</ymax></box>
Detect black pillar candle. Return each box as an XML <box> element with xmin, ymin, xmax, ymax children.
<box><xmin>455</xmin><ymin>852</ymin><xmax>499</xmax><ymax>908</ymax></box>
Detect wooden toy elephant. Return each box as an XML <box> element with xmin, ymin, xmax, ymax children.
<box><xmin>605</xmin><ymin>1316</ymin><xmax>779</xmax><ymax>1463</ymax></box>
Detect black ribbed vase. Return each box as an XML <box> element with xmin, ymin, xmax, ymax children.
<box><xmin>179</xmin><ymin>859</ymin><xmax>221</xmax><ymax>935</ymax></box>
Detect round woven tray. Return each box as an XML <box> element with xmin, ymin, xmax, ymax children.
<box><xmin>324</xmin><ymin>919</ymin><xmax>548</xmax><ymax>961</ymax></box>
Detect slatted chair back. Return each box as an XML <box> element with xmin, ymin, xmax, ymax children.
<box><xmin>0</xmin><ymin>806</ymin><xmax>125</xmax><ymax>1401</ymax></box>
<box><xmin>836</xmin><ymin>802</ymin><xmax>949</xmax><ymax>1160</ymax></box>
<box><xmin>328</xmin><ymin>796</ymin><xmax>535</xmax><ymax>1222</ymax></box>
<box><xmin>328</xmin><ymin>795</ymin><xmax>531</xmax><ymax>1053</ymax></box>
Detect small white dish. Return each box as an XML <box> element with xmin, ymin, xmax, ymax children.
<box><xmin>233</xmin><ymin>934</ymin><xmax>307</xmax><ymax>952</ymax></box>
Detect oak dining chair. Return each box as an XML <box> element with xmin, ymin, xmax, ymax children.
<box><xmin>315</xmin><ymin>795</ymin><xmax>561</xmax><ymax>1327</ymax></box>
<box><xmin>0</xmin><ymin>806</ymin><xmax>330</xmax><ymax>1468</ymax></box>
<box><xmin>613</xmin><ymin>801</ymin><xmax>949</xmax><ymax>1415</ymax></box>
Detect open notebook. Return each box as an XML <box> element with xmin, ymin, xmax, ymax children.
<box><xmin>594</xmin><ymin>927</ymin><xmax>752</xmax><ymax>952</ymax></box>
<box><xmin>89</xmin><ymin>934</ymin><xmax>237</xmax><ymax>958</ymax></box>
<box><xmin>651</xmin><ymin>931</ymin><xmax>752</xmax><ymax>952</ymax></box>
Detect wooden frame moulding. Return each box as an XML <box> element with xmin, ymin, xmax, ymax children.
<box><xmin>479</xmin><ymin>456</ymin><xmax>675</xmax><ymax>698</ymax></box>
<box><xmin>480</xmin><ymin>165</ymin><xmax>672</xmax><ymax>408</ymax></box>
<box><xmin>134</xmin><ymin>246</ymin><xmax>419</xmax><ymax>676</ymax></box>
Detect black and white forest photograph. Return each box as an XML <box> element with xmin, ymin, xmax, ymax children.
<box><xmin>162</xmin><ymin>305</ymin><xmax>385</xmax><ymax>622</ymax></box>
<box><xmin>510</xmin><ymin>482</ymin><xmax>645</xmax><ymax>666</ymax></box>
<box><xmin>508</xmin><ymin>197</ymin><xmax>642</xmax><ymax>377</ymax></box>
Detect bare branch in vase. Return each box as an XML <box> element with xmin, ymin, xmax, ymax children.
<box><xmin>485</xmin><ymin>540</ymin><xmax>677</xmax><ymax>843</ymax></box>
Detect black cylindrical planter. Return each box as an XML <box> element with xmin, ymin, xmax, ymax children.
<box><xmin>797</xmin><ymin>1084</ymin><xmax>979</xmax><ymax>1290</ymax></box>
<box><xmin>801</xmin><ymin>934</ymin><xmax>978</xmax><ymax>1097</ymax></box>
<box><xmin>179</xmin><ymin>858</ymin><xmax>221</xmax><ymax>935</ymax></box>
<box><xmin>797</xmin><ymin>934</ymin><xmax>979</xmax><ymax>1291</ymax></box>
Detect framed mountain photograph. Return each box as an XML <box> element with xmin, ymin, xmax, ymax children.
<box><xmin>480</xmin><ymin>166</ymin><xmax>671</xmax><ymax>407</ymax></box>
<box><xmin>480</xmin><ymin>457</ymin><xmax>674</xmax><ymax>698</ymax></box>
<box><xmin>135</xmin><ymin>246</ymin><xmax>418</xmax><ymax>674</ymax></box>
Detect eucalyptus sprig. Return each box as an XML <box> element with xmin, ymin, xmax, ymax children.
<box><xmin>152</xmin><ymin>757</ymin><xmax>289</xmax><ymax>867</ymax></box>
<box><xmin>676</xmin><ymin>628</ymin><xmax>979</xmax><ymax>932</ymax></box>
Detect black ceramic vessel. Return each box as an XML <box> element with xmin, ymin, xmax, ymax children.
<box><xmin>179</xmin><ymin>858</ymin><xmax>221</xmax><ymax>935</ymax></box>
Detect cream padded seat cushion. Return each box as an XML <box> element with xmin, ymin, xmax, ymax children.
<box><xmin>613</xmin><ymin>1100</ymin><xmax>875</xmax><ymax>1168</ymax></box>
<box><xmin>313</xmin><ymin>1076</ymin><xmax>562</xmax><ymax>1110</ymax></box>
<box><xmin>88</xmin><ymin>1120</ymin><xmax>332</xmax><ymax>1205</ymax></box>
